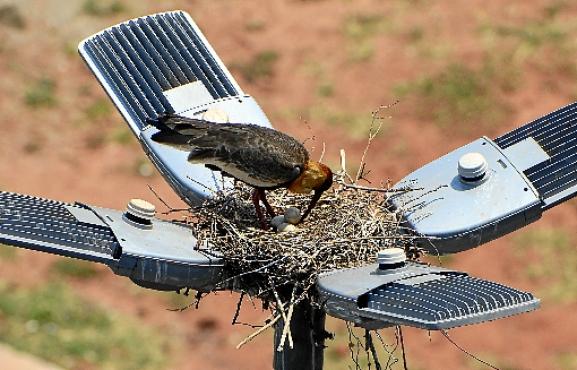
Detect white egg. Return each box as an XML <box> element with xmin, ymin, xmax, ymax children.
<box><xmin>271</xmin><ymin>215</ymin><xmax>285</xmax><ymax>228</ymax></box>
<box><xmin>284</xmin><ymin>207</ymin><xmax>301</xmax><ymax>225</ymax></box>
<box><xmin>277</xmin><ymin>223</ymin><xmax>298</xmax><ymax>233</ymax></box>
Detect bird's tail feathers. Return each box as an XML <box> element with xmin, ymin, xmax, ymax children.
<box><xmin>150</xmin><ymin>130</ymin><xmax>192</xmax><ymax>151</ymax></box>
<box><xmin>148</xmin><ymin>113</ymin><xmax>214</xmax><ymax>150</ymax></box>
<box><xmin>147</xmin><ymin>113</ymin><xmax>211</xmax><ymax>133</ymax></box>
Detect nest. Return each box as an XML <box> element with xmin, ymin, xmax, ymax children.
<box><xmin>193</xmin><ymin>178</ymin><xmax>420</xmax><ymax>293</ymax></box>
<box><xmin>178</xmin><ymin>172</ymin><xmax>421</xmax><ymax>349</ymax></box>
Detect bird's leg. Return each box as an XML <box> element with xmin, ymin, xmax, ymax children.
<box><xmin>252</xmin><ymin>189</ymin><xmax>268</xmax><ymax>229</ymax></box>
<box><xmin>258</xmin><ymin>189</ymin><xmax>276</xmax><ymax>217</ymax></box>
<box><xmin>298</xmin><ymin>190</ymin><xmax>323</xmax><ymax>223</ymax></box>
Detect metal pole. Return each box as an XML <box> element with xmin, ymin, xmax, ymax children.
<box><xmin>273</xmin><ymin>300</ymin><xmax>326</xmax><ymax>370</ymax></box>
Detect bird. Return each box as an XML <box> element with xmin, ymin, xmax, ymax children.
<box><xmin>147</xmin><ymin>113</ymin><xmax>333</xmax><ymax>228</ymax></box>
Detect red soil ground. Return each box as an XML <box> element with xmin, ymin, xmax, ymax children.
<box><xmin>0</xmin><ymin>1</ymin><xmax>576</xmax><ymax>369</ymax></box>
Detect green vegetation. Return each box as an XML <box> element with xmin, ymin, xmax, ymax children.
<box><xmin>394</xmin><ymin>2</ymin><xmax>576</xmax><ymax>133</ymax></box>
<box><xmin>393</xmin><ymin>63</ymin><xmax>510</xmax><ymax>130</ymax></box>
<box><xmin>84</xmin><ymin>130</ymin><xmax>106</xmax><ymax>149</ymax></box>
<box><xmin>402</xmin><ymin>25</ymin><xmax>453</xmax><ymax>61</ymax></box>
<box><xmin>22</xmin><ymin>139</ymin><xmax>42</xmax><ymax>154</ymax></box>
<box><xmin>467</xmin><ymin>353</ymin><xmax>518</xmax><ymax>370</ymax></box>
<box><xmin>24</xmin><ymin>78</ymin><xmax>57</xmax><ymax>108</ymax></box>
<box><xmin>0</xmin><ymin>282</ymin><xmax>168</xmax><ymax>370</ymax></box>
<box><xmin>344</xmin><ymin>14</ymin><xmax>390</xmax><ymax>41</ymax></box>
<box><xmin>299</xmin><ymin>60</ymin><xmax>334</xmax><ymax>98</ymax></box>
<box><xmin>406</xmin><ymin>26</ymin><xmax>424</xmax><ymax>43</ymax></box>
<box><xmin>233</xmin><ymin>50</ymin><xmax>279</xmax><ymax>83</ymax></box>
<box><xmin>51</xmin><ymin>259</ymin><xmax>100</xmax><ymax>279</ymax></box>
<box><xmin>0</xmin><ymin>244</ymin><xmax>17</xmax><ymax>260</ymax></box>
<box><xmin>85</xmin><ymin>98</ymin><xmax>113</xmax><ymax>121</ymax></box>
<box><xmin>82</xmin><ymin>0</ymin><xmax>126</xmax><ymax>17</ymax></box>
<box><xmin>317</xmin><ymin>80</ymin><xmax>334</xmax><ymax>98</ymax></box>
<box><xmin>109</xmin><ymin>126</ymin><xmax>134</xmax><ymax>146</ymax></box>
<box><xmin>513</xmin><ymin>227</ymin><xmax>577</xmax><ymax>303</ymax></box>
<box><xmin>478</xmin><ymin>2</ymin><xmax>577</xmax><ymax>77</ymax></box>
<box><xmin>85</xmin><ymin>127</ymin><xmax>134</xmax><ymax>149</ymax></box>
<box><xmin>0</xmin><ymin>4</ymin><xmax>25</xmax><ymax>29</ymax></box>
<box><xmin>245</xmin><ymin>19</ymin><xmax>266</xmax><ymax>32</ymax></box>
<box><xmin>557</xmin><ymin>352</ymin><xmax>577</xmax><ymax>370</ymax></box>
<box><xmin>343</xmin><ymin>14</ymin><xmax>391</xmax><ymax>62</ymax></box>
<box><xmin>281</xmin><ymin>104</ymin><xmax>389</xmax><ymax>139</ymax></box>
<box><xmin>134</xmin><ymin>157</ymin><xmax>155</xmax><ymax>178</ymax></box>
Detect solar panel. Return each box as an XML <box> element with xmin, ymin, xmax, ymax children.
<box><xmin>0</xmin><ymin>191</ymin><xmax>223</xmax><ymax>291</ymax></box>
<box><xmin>79</xmin><ymin>10</ymin><xmax>273</xmax><ymax>206</ymax></box>
<box><xmin>389</xmin><ymin>103</ymin><xmax>577</xmax><ymax>254</ymax></box>
<box><xmin>0</xmin><ymin>191</ymin><xmax>118</xmax><ymax>263</ymax></box>
<box><xmin>318</xmin><ymin>263</ymin><xmax>539</xmax><ymax>330</ymax></box>
<box><xmin>494</xmin><ymin>102</ymin><xmax>577</xmax><ymax>208</ymax></box>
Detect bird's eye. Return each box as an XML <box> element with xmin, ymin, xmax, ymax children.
<box><xmin>293</xmin><ymin>166</ymin><xmax>302</xmax><ymax>177</ymax></box>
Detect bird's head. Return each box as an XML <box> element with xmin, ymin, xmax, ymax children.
<box><xmin>288</xmin><ymin>161</ymin><xmax>333</xmax><ymax>194</ymax></box>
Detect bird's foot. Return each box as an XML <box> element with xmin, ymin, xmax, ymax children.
<box><xmin>258</xmin><ymin>219</ymin><xmax>270</xmax><ymax>230</ymax></box>
<box><xmin>252</xmin><ymin>189</ymin><xmax>271</xmax><ymax>230</ymax></box>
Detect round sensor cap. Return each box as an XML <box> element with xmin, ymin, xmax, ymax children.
<box><xmin>377</xmin><ymin>248</ymin><xmax>407</xmax><ymax>266</ymax></box>
<box><xmin>458</xmin><ymin>152</ymin><xmax>488</xmax><ymax>181</ymax></box>
<box><xmin>126</xmin><ymin>199</ymin><xmax>156</xmax><ymax>221</ymax></box>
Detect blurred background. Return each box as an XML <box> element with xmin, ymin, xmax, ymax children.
<box><xmin>0</xmin><ymin>0</ymin><xmax>576</xmax><ymax>369</ymax></box>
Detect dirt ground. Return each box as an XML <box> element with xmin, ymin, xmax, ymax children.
<box><xmin>0</xmin><ymin>343</ymin><xmax>64</xmax><ymax>370</ymax></box>
<box><xmin>0</xmin><ymin>0</ymin><xmax>576</xmax><ymax>369</ymax></box>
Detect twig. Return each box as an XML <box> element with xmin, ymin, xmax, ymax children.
<box><xmin>186</xmin><ymin>175</ymin><xmax>218</xmax><ymax>194</ymax></box>
<box><xmin>277</xmin><ymin>286</ymin><xmax>297</xmax><ymax>351</ymax></box>
<box><xmin>341</xmin><ymin>182</ymin><xmax>423</xmax><ymax>193</ymax></box>
<box><xmin>397</xmin><ymin>326</ymin><xmax>408</xmax><ymax>370</ymax></box>
<box><xmin>270</xmin><ymin>280</ymin><xmax>294</xmax><ymax>350</ymax></box>
<box><xmin>441</xmin><ymin>330</ymin><xmax>500</xmax><ymax>370</ymax></box>
<box><xmin>232</xmin><ymin>291</ymin><xmax>245</xmax><ymax>325</ymax></box>
<box><xmin>339</xmin><ymin>149</ymin><xmax>355</xmax><ymax>183</ymax></box>
<box><xmin>355</xmin><ymin>101</ymin><xmax>398</xmax><ymax>182</ymax></box>
<box><xmin>366</xmin><ymin>330</ymin><xmax>382</xmax><ymax>370</ymax></box>
<box><xmin>236</xmin><ymin>314</ymin><xmax>282</xmax><ymax>349</ymax></box>
<box><xmin>319</xmin><ymin>141</ymin><xmax>326</xmax><ymax>163</ymax></box>
<box><xmin>147</xmin><ymin>184</ymin><xmax>174</xmax><ymax>211</ymax></box>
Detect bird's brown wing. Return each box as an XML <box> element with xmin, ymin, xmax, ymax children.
<box><xmin>190</xmin><ymin>123</ymin><xmax>309</xmax><ymax>188</ymax></box>
<box><xmin>149</xmin><ymin>114</ymin><xmax>309</xmax><ymax>188</ymax></box>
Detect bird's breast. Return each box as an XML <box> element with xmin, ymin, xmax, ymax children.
<box><xmin>206</xmin><ymin>159</ymin><xmax>283</xmax><ymax>188</ymax></box>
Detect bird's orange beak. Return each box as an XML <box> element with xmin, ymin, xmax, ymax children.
<box><xmin>289</xmin><ymin>161</ymin><xmax>333</xmax><ymax>223</ymax></box>
<box><xmin>288</xmin><ymin>161</ymin><xmax>332</xmax><ymax>194</ymax></box>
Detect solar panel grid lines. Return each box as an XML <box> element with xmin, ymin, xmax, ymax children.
<box><xmin>0</xmin><ymin>192</ymin><xmax>119</xmax><ymax>257</ymax></box>
<box><xmin>494</xmin><ymin>102</ymin><xmax>577</xmax><ymax>148</ymax></box>
<box><xmin>493</xmin><ymin>102</ymin><xmax>577</xmax><ymax>200</ymax></box>
<box><xmin>79</xmin><ymin>11</ymin><xmax>240</xmax><ymax>130</ymax></box>
<box><xmin>364</xmin><ymin>275</ymin><xmax>536</xmax><ymax>325</ymax></box>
